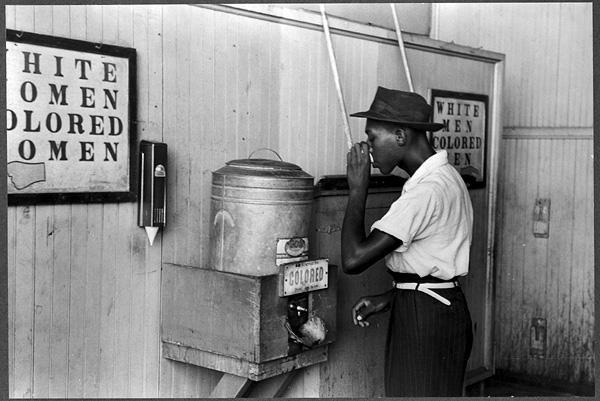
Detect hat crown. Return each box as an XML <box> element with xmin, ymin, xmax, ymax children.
<box><xmin>369</xmin><ymin>87</ymin><xmax>432</xmax><ymax>123</ymax></box>
<box><xmin>349</xmin><ymin>86</ymin><xmax>445</xmax><ymax>132</ymax></box>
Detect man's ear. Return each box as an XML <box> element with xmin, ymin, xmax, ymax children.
<box><xmin>395</xmin><ymin>129</ymin><xmax>406</xmax><ymax>146</ymax></box>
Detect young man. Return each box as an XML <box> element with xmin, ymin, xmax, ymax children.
<box><xmin>342</xmin><ymin>87</ymin><xmax>474</xmax><ymax>397</ymax></box>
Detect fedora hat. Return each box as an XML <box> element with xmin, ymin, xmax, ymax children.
<box><xmin>350</xmin><ymin>86</ymin><xmax>445</xmax><ymax>132</ymax></box>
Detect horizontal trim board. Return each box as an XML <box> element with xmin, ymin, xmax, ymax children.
<box><xmin>162</xmin><ymin>341</ymin><xmax>329</xmax><ymax>381</ymax></box>
<box><xmin>195</xmin><ymin>4</ymin><xmax>505</xmax><ymax>63</ymax></box>
<box><xmin>503</xmin><ymin>127</ymin><xmax>593</xmax><ymax>140</ymax></box>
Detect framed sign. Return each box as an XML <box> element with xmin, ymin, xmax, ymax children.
<box><xmin>429</xmin><ymin>90</ymin><xmax>488</xmax><ymax>189</ymax></box>
<box><xmin>6</xmin><ymin>30</ymin><xmax>137</xmax><ymax>204</ymax></box>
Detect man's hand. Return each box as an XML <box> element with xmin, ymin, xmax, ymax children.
<box><xmin>351</xmin><ymin>290</ymin><xmax>393</xmax><ymax>327</ymax></box>
<box><xmin>352</xmin><ymin>298</ymin><xmax>376</xmax><ymax>327</ymax></box>
<box><xmin>346</xmin><ymin>141</ymin><xmax>371</xmax><ymax>194</ymax></box>
<box><xmin>342</xmin><ymin>142</ymin><xmax>402</xmax><ymax>275</ymax></box>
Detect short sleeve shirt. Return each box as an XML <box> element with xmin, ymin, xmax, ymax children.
<box><xmin>370</xmin><ymin>150</ymin><xmax>473</xmax><ymax>280</ymax></box>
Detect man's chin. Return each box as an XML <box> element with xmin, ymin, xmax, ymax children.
<box><xmin>376</xmin><ymin>166</ymin><xmax>393</xmax><ymax>175</ymax></box>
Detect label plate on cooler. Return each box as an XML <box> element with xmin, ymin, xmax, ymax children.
<box><xmin>275</xmin><ymin>237</ymin><xmax>309</xmax><ymax>266</ymax></box>
<box><xmin>278</xmin><ymin>258</ymin><xmax>329</xmax><ymax>297</ymax></box>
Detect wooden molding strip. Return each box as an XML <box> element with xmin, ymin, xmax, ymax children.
<box><xmin>503</xmin><ymin>127</ymin><xmax>593</xmax><ymax>140</ymax></box>
<box><xmin>193</xmin><ymin>4</ymin><xmax>505</xmax><ymax>63</ymax></box>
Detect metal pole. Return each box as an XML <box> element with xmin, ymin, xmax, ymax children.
<box><xmin>390</xmin><ymin>3</ymin><xmax>414</xmax><ymax>92</ymax></box>
<box><xmin>320</xmin><ymin>4</ymin><xmax>354</xmax><ymax>150</ymax></box>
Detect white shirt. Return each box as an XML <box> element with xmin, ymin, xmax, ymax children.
<box><xmin>370</xmin><ymin>150</ymin><xmax>473</xmax><ymax>280</ymax></box>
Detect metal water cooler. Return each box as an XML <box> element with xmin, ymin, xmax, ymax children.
<box><xmin>160</xmin><ymin>156</ymin><xmax>337</xmax><ymax>394</ymax></box>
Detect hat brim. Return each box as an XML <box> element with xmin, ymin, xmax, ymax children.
<box><xmin>350</xmin><ymin>111</ymin><xmax>446</xmax><ymax>132</ymax></box>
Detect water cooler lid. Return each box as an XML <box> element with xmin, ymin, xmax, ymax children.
<box><xmin>226</xmin><ymin>159</ymin><xmax>303</xmax><ymax>171</ymax></box>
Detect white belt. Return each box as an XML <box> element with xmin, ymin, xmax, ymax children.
<box><xmin>393</xmin><ymin>281</ymin><xmax>459</xmax><ymax>306</ymax></box>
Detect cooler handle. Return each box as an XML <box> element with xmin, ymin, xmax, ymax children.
<box><xmin>248</xmin><ymin>148</ymin><xmax>283</xmax><ymax>161</ymax></box>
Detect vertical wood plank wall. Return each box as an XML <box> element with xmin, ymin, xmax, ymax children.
<box><xmin>5</xmin><ymin>4</ymin><xmax>405</xmax><ymax>397</ymax></box>
<box><xmin>3</xmin><ymin>3</ymin><xmax>505</xmax><ymax>398</ymax></box>
<box><xmin>7</xmin><ymin>5</ymin><xmax>165</xmax><ymax>398</ymax></box>
<box><xmin>436</xmin><ymin>3</ymin><xmax>594</xmax><ymax>385</ymax></box>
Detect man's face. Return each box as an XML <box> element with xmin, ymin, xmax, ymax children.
<box><xmin>364</xmin><ymin>119</ymin><xmax>402</xmax><ymax>175</ymax></box>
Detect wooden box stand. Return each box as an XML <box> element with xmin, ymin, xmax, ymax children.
<box><xmin>161</xmin><ymin>263</ymin><xmax>337</xmax><ymax>381</ymax></box>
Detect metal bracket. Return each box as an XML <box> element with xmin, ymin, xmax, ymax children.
<box><xmin>316</xmin><ymin>225</ymin><xmax>341</xmax><ymax>234</ymax></box>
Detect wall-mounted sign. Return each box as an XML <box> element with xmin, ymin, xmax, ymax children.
<box><xmin>429</xmin><ymin>90</ymin><xmax>488</xmax><ymax>189</ymax></box>
<box><xmin>6</xmin><ymin>30</ymin><xmax>137</xmax><ymax>204</ymax></box>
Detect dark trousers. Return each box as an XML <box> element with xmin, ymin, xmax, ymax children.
<box><xmin>385</xmin><ymin>273</ymin><xmax>473</xmax><ymax>397</ymax></box>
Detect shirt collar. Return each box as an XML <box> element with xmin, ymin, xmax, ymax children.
<box><xmin>402</xmin><ymin>150</ymin><xmax>448</xmax><ymax>192</ymax></box>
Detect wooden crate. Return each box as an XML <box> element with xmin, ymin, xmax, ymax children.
<box><xmin>161</xmin><ymin>263</ymin><xmax>337</xmax><ymax>380</ymax></box>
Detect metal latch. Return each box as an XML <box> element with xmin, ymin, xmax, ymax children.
<box><xmin>316</xmin><ymin>225</ymin><xmax>341</xmax><ymax>234</ymax></box>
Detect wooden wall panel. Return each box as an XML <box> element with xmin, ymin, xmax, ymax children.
<box><xmin>32</xmin><ymin>205</ymin><xmax>52</xmax><ymax>398</ymax></box>
<box><xmin>157</xmin><ymin>6</ymin><xmax>222</xmax><ymax>397</ymax></box>
<box><xmin>134</xmin><ymin>4</ymin><xmax>164</xmax><ymax>390</ymax></box>
<box><xmin>576</xmin><ymin>141</ymin><xmax>594</xmax><ymax>383</ymax></box>
<box><xmin>160</xmin><ymin>7</ymin><xmax>287</xmax><ymax>269</ymax></box>
<box><xmin>97</xmin><ymin>204</ymin><xmax>117</xmax><ymax>398</ymax></box>
<box><xmin>494</xmin><ymin>138</ymin><xmax>514</xmax><ymax>369</ymax></box>
<box><xmin>162</xmin><ymin>4</ymin><xmax>188</xmax><ymax>266</ymax></box>
<box><xmin>6</xmin><ymin>4</ymin><xmax>504</xmax><ymax>398</ymax></box>
<box><xmin>7</xmin><ymin>4</ymin><xmax>162</xmax><ymax>398</ymax></box>
<box><xmin>66</xmin><ymin>205</ymin><xmax>85</xmax><ymax>397</ymax></box>
<box><xmin>312</xmin><ymin>192</ymin><xmax>401</xmax><ymax>398</ymax></box>
<box><xmin>7</xmin><ymin>207</ymin><xmax>15</xmax><ymax>398</ymax></box>
<box><xmin>129</xmin><ymin>5</ymin><xmax>172</xmax><ymax>397</ymax></box>
<box><xmin>27</xmin><ymin>203</ymin><xmax>52</xmax><ymax>397</ymax></box>
<box><xmin>524</xmin><ymin>139</ymin><xmax>542</xmax><ymax>373</ymax></box>
<box><xmin>328</xmin><ymin>34</ymin><xmax>380</xmax><ymax>171</ymax></box>
<box><xmin>435</xmin><ymin>3</ymin><xmax>592</xmax><ymax>128</ymax></box>
<box><xmin>13</xmin><ymin>206</ymin><xmax>36</xmax><ymax>398</ymax></box>
<box><xmin>495</xmin><ymin>136</ymin><xmax>594</xmax><ymax>383</ymax></box>
<box><xmin>48</xmin><ymin>206</ymin><xmax>71</xmax><ymax>397</ymax></box>
<box><xmin>187</xmin><ymin>5</ymin><xmax>210</xmax><ymax>270</ymax></box>
<box><xmin>437</xmin><ymin>2</ymin><xmax>593</xmax><ymax>385</ymax></box>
